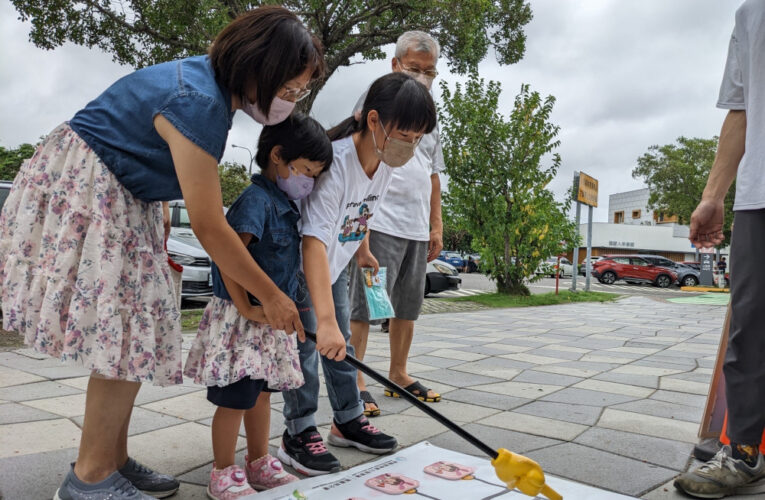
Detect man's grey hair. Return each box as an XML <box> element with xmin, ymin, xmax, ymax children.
<box><xmin>395</xmin><ymin>30</ymin><xmax>440</xmax><ymax>61</ymax></box>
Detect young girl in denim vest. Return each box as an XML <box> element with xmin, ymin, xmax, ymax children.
<box><xmin>278</xmin><ymin>73</ymin><xmax>437</xmax><ymax>476</ymax></box>
<box><xmin>0</xmin><ymin>7</ymin><xmax>323</xmax><ymax>500</ymax></box>
<box><xmin>184</xmin><ymin>113</ymin><xmax>332</xmax><ymax>499</ymax></box>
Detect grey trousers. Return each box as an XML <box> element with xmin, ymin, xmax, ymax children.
<box><xmin>725</xmin><ymin>209</ymin><xmax>765</xmax><ymax>444</ymax></box>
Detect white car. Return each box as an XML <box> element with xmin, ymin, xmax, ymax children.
<box><xmin>578</xmin><ymin>256</ymin><xmax>604</xmax><ymax>276</ymax></box>
<box><xmin>541</xmin><ymin>257</ymin><xmax>573</xmax><ymax>278</ymax></box>
<box><xmin>167</xmin><ymin>201</ymin><xmax>213</xmax><ymax>298</ymax></box>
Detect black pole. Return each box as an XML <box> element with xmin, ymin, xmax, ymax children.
<box><xmin>303</xmin><ymin>331</ymin><xmax>498</xmax><ymax>460</ymax></box>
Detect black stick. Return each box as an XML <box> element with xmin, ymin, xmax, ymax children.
<box><xmin>304</xmin><ymin>331</ymin><xmax>498</xmax><ymax>460</ymax></box>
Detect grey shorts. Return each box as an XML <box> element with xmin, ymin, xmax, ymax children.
<box><xmin>349</xmin><ymin>231</ymin><xmax>428</xmax><ymax>324</ymax></box>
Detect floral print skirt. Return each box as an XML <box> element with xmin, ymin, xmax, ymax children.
<box><xmin>184</xmin><ymin>297</ymin><xmax>304</xmax><ymax>391</ymax></box>
<box><xmin>0</xmin><ymin>123</ymin><xmax>183</xmax><ymax>386</ymax></box>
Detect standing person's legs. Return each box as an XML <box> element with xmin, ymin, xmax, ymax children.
<box><xmin>675</xmin><ymin>209</ymin><xmax>765</xmax><ymax>498</ymax></box>
<box><xmin>385</xmin><ymin>238</ymin><xmax>438</xmax><ymax>401</ymax></box>
<box><xmin>725</xmin><ymin>210</ymin><xmax>765</xmax><ymax>447</ymax></box>
<box><xmin>75</xmin><ymin>377</ymin><xmax>142</xmax><ymax>482</ymax></box>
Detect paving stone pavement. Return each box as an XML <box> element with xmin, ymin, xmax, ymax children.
<box><xmin>0</xmin><ymin>295</ymin><xmax>747</xmax><ymax>499</ymax></box>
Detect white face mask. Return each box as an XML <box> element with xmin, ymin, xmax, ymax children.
<box><xmin>242</xmin><ymin>97</ymin><xmax>295</xmax><ymax>125</ymax></box>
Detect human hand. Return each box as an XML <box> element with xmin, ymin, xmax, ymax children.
<box><xmin>244</xmin><ymin>305</ymin><xmax>267</xmax><ymax>324</ymax></box>
<box><xmin>427</xmin><ymin>229</ymin><xmax>443</xmax><ymax>262</ymax></box>
<box><xmin>689</xmin><ymin>199</ymin><xmax>725</xmax><ymax>248</ymax></box>
<box><xmin>316</xmin><ymin>322</ymin><xmax>346</xmax><ymax>361</ymax></box>
<box><xmin>261</xmin><ymin>290</ymin><xmax>305</xmax><ymax>342</ymax></box>
<box><xmin>356</xmin><ymin>248</ymin><xmax>379</xmax><ymax>274</ymax></box>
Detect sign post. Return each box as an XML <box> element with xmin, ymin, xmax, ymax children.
<box><xmin>572</xmin><ymin>172</ymin><xmax>598</xmax><ymax>292</ymax></box>
<box><xmin>571</xmin><ymin>203</ymin><xmax>582</xmax><ymax>291</ymax></box>
<box><xmin>699</xmin><ymin>247</ymin><xmax>715</xmax><ymax>286</ymax></box>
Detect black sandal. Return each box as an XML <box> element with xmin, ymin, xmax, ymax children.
<box><xmin>360</xmin><ymin>390</ymin><xmax>381</xmax><ymax>417</ymax></box>
<box><xmin>384</xmin><ymin>381</ymin><xmax>441</xmax><ymax>402</ymax></box>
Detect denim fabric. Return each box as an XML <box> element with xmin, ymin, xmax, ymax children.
<box><xmin>69</xmin><ymin>55</ymin><xmax>233</xmax><ymax>201</ymax></box>
<box><xmin>212</xmin><ymin>175</ymin><xmax>300</xmax><ymax>302</ymax></box>
<box><xmin>282</xmin><ymin>268</ymin><xmax>364</xmax><ymax>435</ymax></box>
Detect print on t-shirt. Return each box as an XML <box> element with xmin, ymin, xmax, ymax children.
<box><xmin>338</xmin><ymin>200</ymin><xmax>375</xmax><ymax>243</ymax></box>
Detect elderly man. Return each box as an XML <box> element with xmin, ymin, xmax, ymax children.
<box><xmin>674</xmin><ymin>1</ymin><xmax>765</xmax><ymax>497</ymax></box>
<box><xmin>348</xmin><ymin>31</ymin><xmax>444</xmax><ymax>416</ymax></box>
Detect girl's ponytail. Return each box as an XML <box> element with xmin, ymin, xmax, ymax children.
<box><xmin>327</xmin><ymin>116</ymin><xmax>360</xmax><ymax>141</ymax></box>
<box><xmin>329</xmin><ymin>73</ymin><xmax>436</xmax><ymax>142</ymax></box>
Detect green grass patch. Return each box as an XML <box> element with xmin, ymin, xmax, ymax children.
<box><xmin>181</xmin><ymin>309</ymin><xmax>205</xmax><ymax>330</ymax></box>
<box><xmin>447</xmin><ymin>290</ymin><xmax>619</xmax><ymax>308</ymax></box>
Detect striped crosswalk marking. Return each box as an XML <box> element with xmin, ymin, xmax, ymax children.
<box><xmin>430</xmin><ymin>288</ymin><xmax>486</xmax><ymax>298</ymax></box>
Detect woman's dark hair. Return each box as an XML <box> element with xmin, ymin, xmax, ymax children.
<box><xmin>327</xmin><ymin>73</ymin><xmax>436</xmax><ymax>141</ymax></box>
<box><xmin>209</xmin><ymin>6</ymin><xmax>326</xmax><ymax>117</ymax></box>
<box><xmin>255</xmin><ymin>112</ymin><xmax>333</xmax><ymax>173</ymax></box>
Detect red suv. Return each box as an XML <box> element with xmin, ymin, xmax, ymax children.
<box><xmin>592</xmin><ymin>255</ymin><xmax>678</xmax><ymax>288</ymax></box>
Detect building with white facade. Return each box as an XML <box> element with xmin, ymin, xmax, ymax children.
<box><xmin>569</xmin><ymin>188</ymin><xmax>726</xmax><ymax>263</ymax></box>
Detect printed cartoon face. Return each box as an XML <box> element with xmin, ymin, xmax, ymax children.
<box><xmin>365</xmin><ymin>473</ymin><xmax>419</xmax><ymax>494</ymax></box>
<box><xmin>423</xmin><ymin>461</ymin><xmax>475</xmax><ymax>480</ymax></box>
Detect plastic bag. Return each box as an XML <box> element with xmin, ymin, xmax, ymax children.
<box><xmin>362</xmin><ymin>267</ymin><xmax>395</xmax><ymax>321</ymax></box>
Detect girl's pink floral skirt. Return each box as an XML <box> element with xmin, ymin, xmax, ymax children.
<box><xmin>184</xmin><ymin>297</ymin><xmax>304</xmax><ymax>391</ymax></box>
<box><xmin>0</xmin><ymin>123</ymin><xmax>183</xmax><ymax>386</ymax></box>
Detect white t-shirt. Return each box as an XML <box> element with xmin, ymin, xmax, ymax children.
<box><xmin>300</xmin><ymin>136</ymin><xmax>394</xmax><ymax>284</ymax></box>
<box><xmin>353</xmin><ymin>91</ymin><xmax>445</xmax><ymax>241</ymax></box>
<box><xmin>717</xmin><ymin>0</ymin><xmax>765</xmax><ymax>210</ymax></box>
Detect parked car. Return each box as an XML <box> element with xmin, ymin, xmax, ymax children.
<box><xmin>639</xmin><ymin>254</ymin><xmax>700</xmax><ymax>287</ymax></box>
<box><xmin>541</xmin><ymin>257</ymin><xmax>573</xmax><ymax>278</ymax></box>
<box><xmin>437</xmin><ymin>251</ymin><xmax>465</xmax><ymax>271</ymax></box>
<box><xmin>682</xmin><ymin>261</ymin><xmax>701</xmax><ymax>271</ymax></box>
<box><xmin>578</xmin><ymin>256</ymin><xmax>604</xmax><ymax>276</ymax></box>
<box><xmin>592</xmin><ymin>255</ymin><xmax>678</xmax><ymax>288</ymax></box>
<box><xmin>426</xmin><ymin>260</ymin><xmax>461</xmax><ymax>296</ymax></box>
<box><xmin>167</xmin><ymin>200</ymin><xmax>213</xmax><ymax>298</ymax></box>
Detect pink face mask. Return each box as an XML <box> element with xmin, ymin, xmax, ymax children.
<box><xmin>243</xmin><ymin>97</ymin><xmax>296</xmax><ymax>125</ymax></box>
<box><xmin>276</xmin><ymin>163</ymin><xmax>314</xmax><ymax>200</ymax></box>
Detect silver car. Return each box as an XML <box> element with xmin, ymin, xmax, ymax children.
<box><xmin>167</xmin><ymin>201</ymin><xmax>213</xmax><ymax>298</ymax></box>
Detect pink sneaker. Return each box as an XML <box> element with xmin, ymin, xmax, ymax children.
<box><xmin>245</xmin><ymin>454</ymin><xmax>299</xmax><ymax>491</ymax></box>
<box><xmin>207</xmin><ymin>464</ymin><xmax>257</xmax><ymax>499</ymax></box>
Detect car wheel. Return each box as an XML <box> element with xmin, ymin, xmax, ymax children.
<box><xmin>599</xmin><ymin>271</ymin><xmax>616</xmax><ymax>284</ymax></box>
<box><xmin>681</xmin><ymin>275</ymin><xmax>699</xmax><ymax>287</ymax></box>
<box><xmin>655</xmin><ymin>274</ymin><xmax>671</xmax><ymax>288</ymax></box>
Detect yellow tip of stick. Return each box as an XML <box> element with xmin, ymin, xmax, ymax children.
<box><xmin>491</xmin><ymin>448</ymin><xmax>562</xmax><ymax>500</ymax></box>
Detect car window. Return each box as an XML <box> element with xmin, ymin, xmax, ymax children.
<box><xmin>657</xmin><ymin>258</ymin><xmax>675</xmax><ymax>267</ymax></box>
<box><xmin>178</xmin><ymin>207</ymin><xmax>192</xmax><ymax>228</ymax></box>
<box><xmin>613</xmin><ymin>257</ymin><xmax>630</xmax><ymax>264</ymax></box>
<box><xmin>630</xmin><ymin>258</ymin><xmax>649</xmax><ymax>266</ymax></box>
<box><xmin>560</xmin><ymin>258</ymin><xmax>570</xmax><ymax>264</ymax></box>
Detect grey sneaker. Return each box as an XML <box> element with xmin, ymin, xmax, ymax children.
<box><xmin>119</xmin><ymin>457</ymin><xmax>180</xmax><ymax>498</ymax></box>
<box><xmin>674</xmin><ymin>445</ymin><xmax>765</xmax><ymax>498</ymax></box>
<box><xmin>54</xmin><ymin>463</ymin><xmax>154</xmax><ymax>499</ymax></box>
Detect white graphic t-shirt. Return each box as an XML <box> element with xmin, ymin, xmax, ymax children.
<box><xmin>300</xmin><ymin>136</ymin><xmax>394</xmax><ymax>284</ymax></box>
<box><xmin>353</xmin><ymin>91</ymin><xmax>445</xmax><ymax>241</ymax></box>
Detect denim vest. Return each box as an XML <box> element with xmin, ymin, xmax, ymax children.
<box><xmin>212</xmin><ymin>175</ymin><xmax>301</xmax><ymax>302</ymax></box>
<box><xmin>69</xmin><ymin>55</ymin><xmax>234</xmax><ymax>201</ymax></box>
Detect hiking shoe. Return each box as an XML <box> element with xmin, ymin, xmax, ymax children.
<box><xmin>245</xmin><ymin>453</ymin><xmax>298</xmax><ymax>490</ymax></box>
<box><xmin>55</xmin><ymin>463</ymin><xmax>154</xmax><ymax>500</ymax></box>
<box><xmin>328</xmin><ymin>415</ymin><xmax>397</xmax><ymax>454</ymax></box>
<box><xmin>277</xmin><ymin>428</ymin><xmax>341</xmax><ymax>476</ymax></box>
<box><xmin>119</xmin><ymin>457</ymin><xmax>180</xmax><ymax>498</ymax></box>
<box><xmin>207</xmin><ymin>464</ymin><xmax>256</xmax><ymax>500</ymax></box>
<box><xmin>674</xmin><ymin>445</ymin><xmax>765</xmax><ymax>498</ymax></box>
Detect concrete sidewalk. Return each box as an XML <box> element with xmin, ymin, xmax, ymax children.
<box><xmin>0</xmin><ymin>296</ymin><xmax>738</xmax><ymax>499</ymax></box>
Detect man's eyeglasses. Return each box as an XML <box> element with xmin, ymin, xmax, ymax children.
<box><xmin>280</xmin><ymin>86</ymin><xmax>312</xmax><ymax>102</ymax></box>
<box><xmin>399</xmin><ymin>63</ymin><xmax>438</xmax><ymax>80</ymax></box>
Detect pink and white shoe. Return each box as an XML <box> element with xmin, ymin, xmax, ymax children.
<box><xmin>245</xmin><ymin>454</ymin><xmax>299</xmax><ymax>491</ymax></box>
<box><xmin>207</xmin><ymin>464</ymin><xmax>257</xmax><ymax>499</ymax></box>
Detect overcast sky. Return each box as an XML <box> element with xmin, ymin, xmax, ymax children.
<box><xmin>0</xmin><ymin>0</ymin><xmax>740</xmax><ymax>222</ymax></box>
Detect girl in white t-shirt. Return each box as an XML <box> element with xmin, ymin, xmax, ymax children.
<box><xmin>278</xmin><ymin>73</ymin><xmax>437</xmax><ymax>476</ymax></box>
